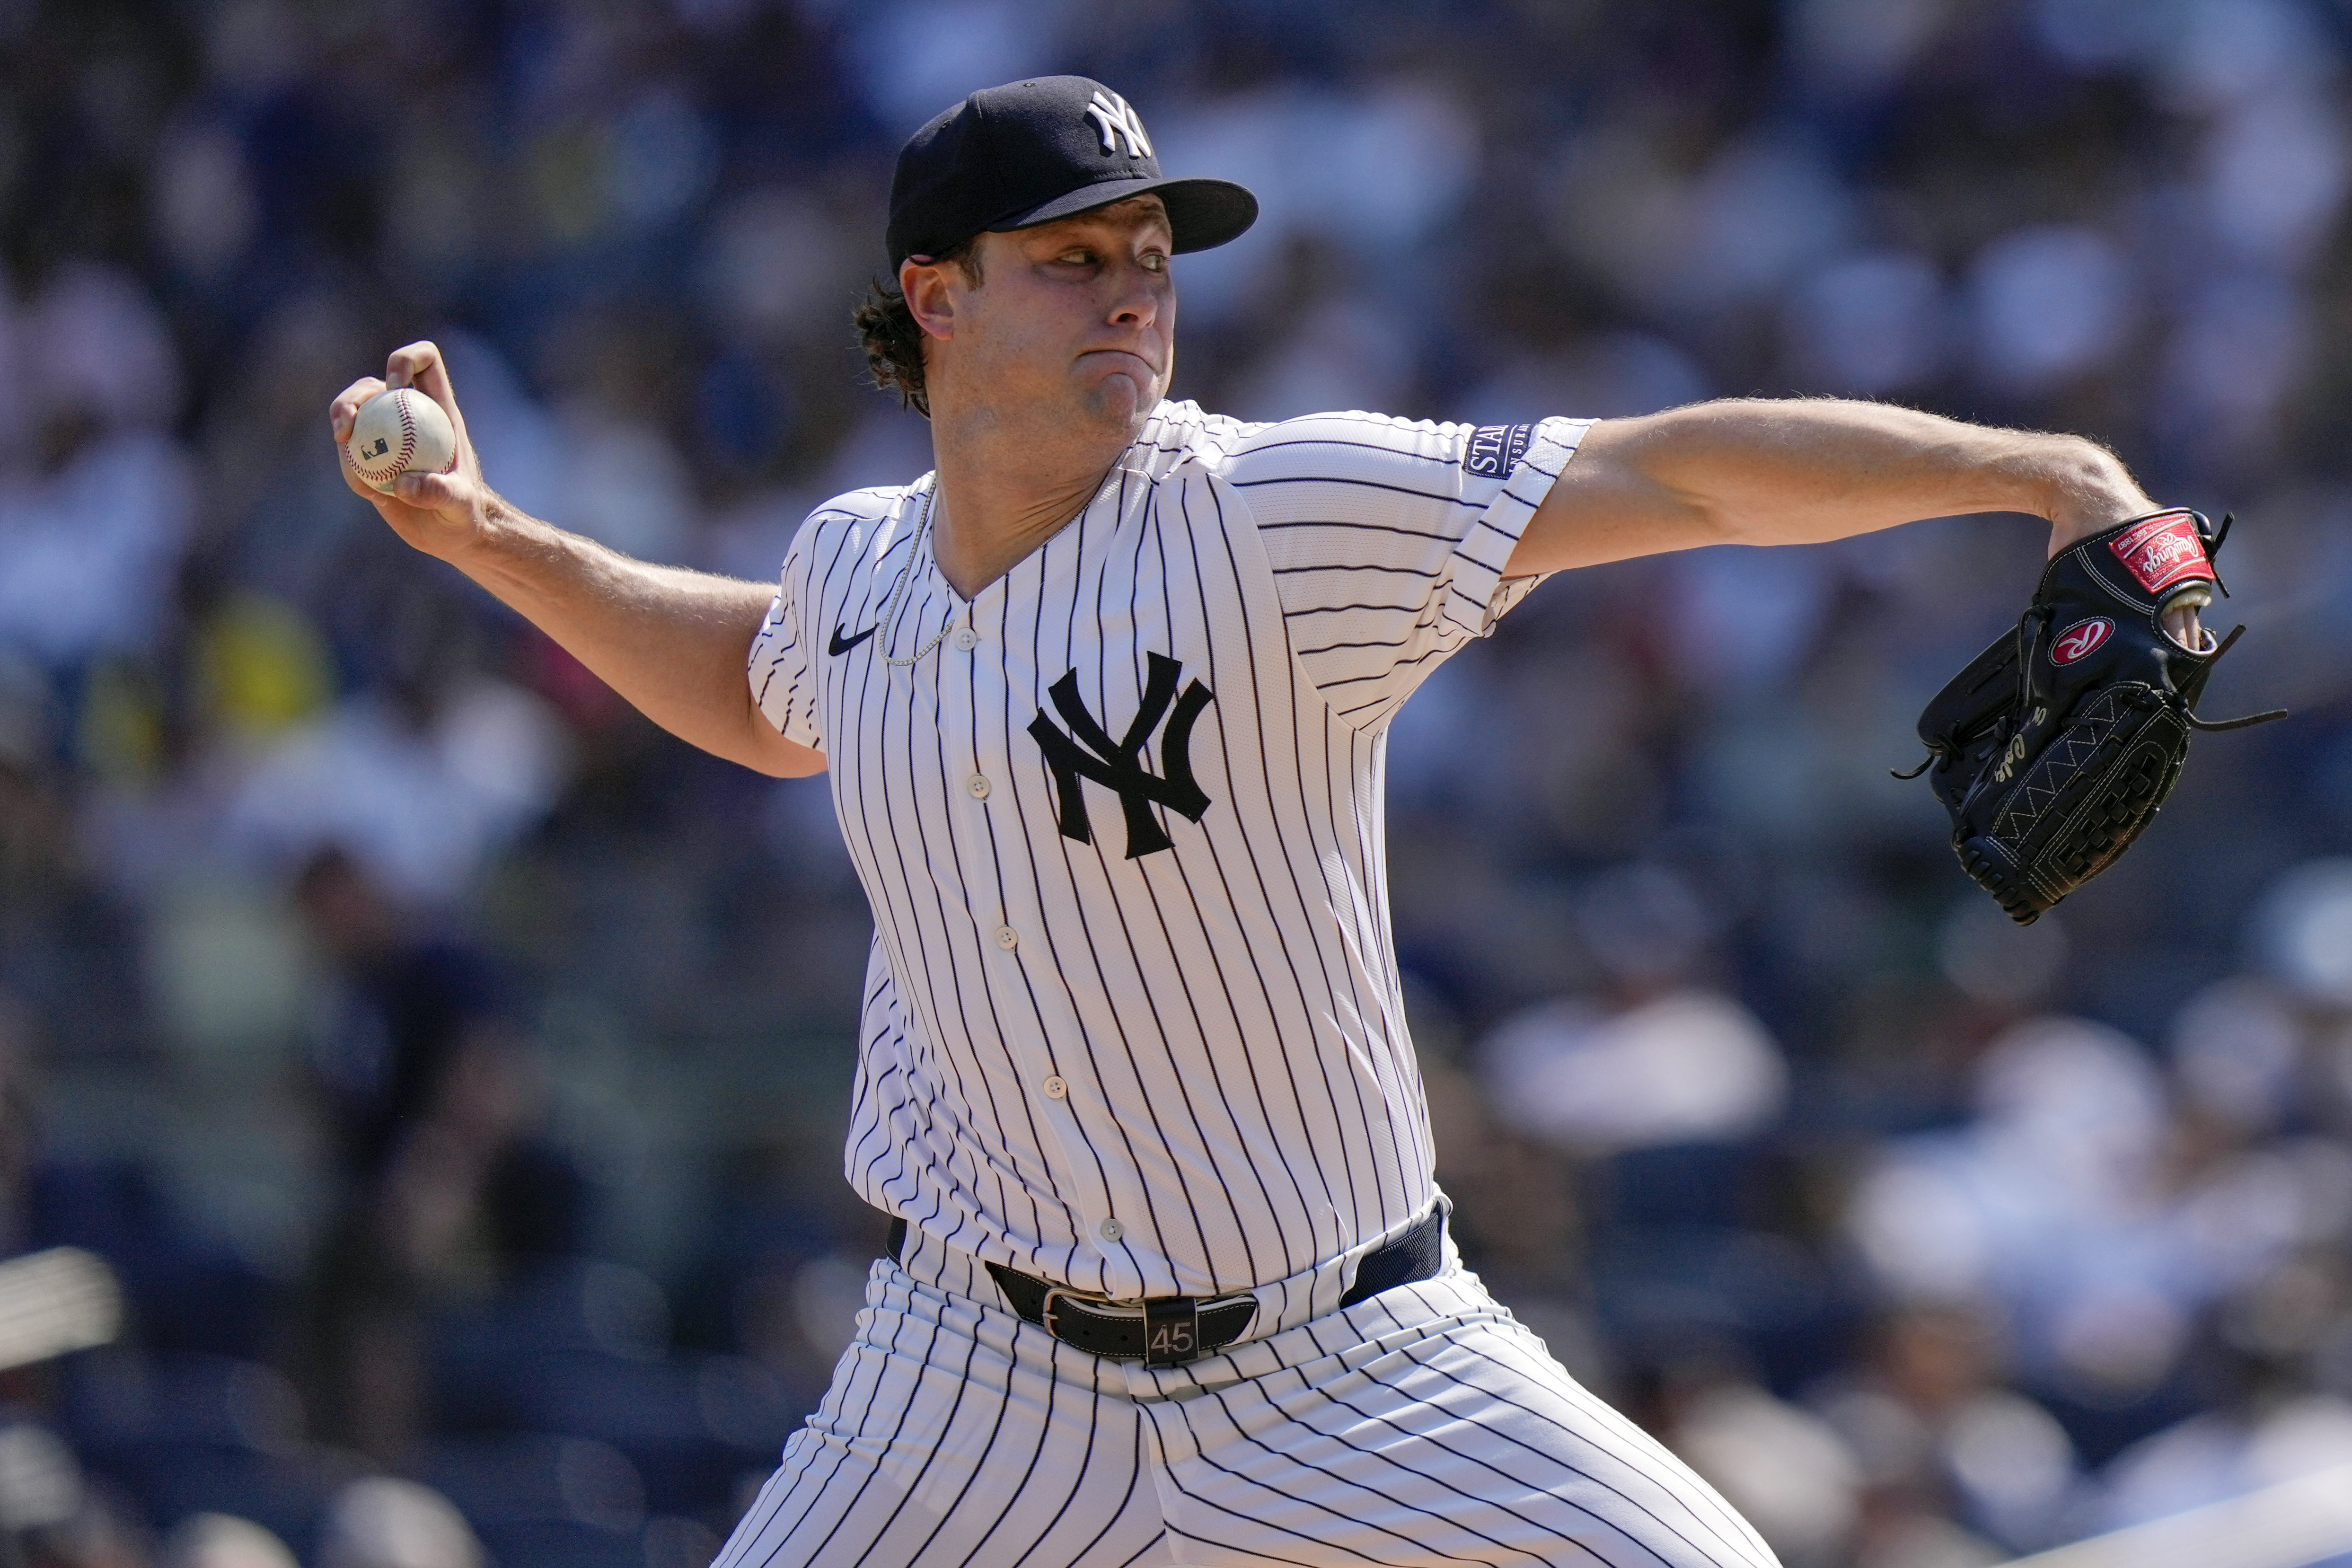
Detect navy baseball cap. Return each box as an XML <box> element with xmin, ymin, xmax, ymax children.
<box><xmin>886</xmin><ymin>76</ymin><xmax>1259</xmax><ymax>269</ymax></box>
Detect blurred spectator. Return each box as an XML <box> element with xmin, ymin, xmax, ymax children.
<box><xmin>1658</xmin><ymin>1361</ymin><xmax>1865</xmax><ymax>1568</ymax></box>
<box><xmin>316</xmin><ymin>1480</ymin><xmax>480</xmax><ymax>1568</ymax></box>
<box><xmin>2101</xmin><ymin>1388</ymin><xmax>2352</xmax><ymax>1533</ymax></box>
<box><xmin>2252</xmin><ymin>859</ymin><xmax>2352</xmax><ymax>1008</ymax></box>
<box><xmin>294</xmin><ymin>848</ymin><xmax>588</xmax><ymax>1464</ymax></box>
<box><xmin>1849</xmin><ymin>1017</ymin><xmax>2250</xmax><ymax>1405</ymax></box>
<box><xmin>1481</xmin><ymin>990</ymin><xmax>1788</xmax><ymax>1154</ymax></box>
<box><xmin>1814</xmin><ymin>1307</ymin><xmax>2082</xmax><ymax>1559</ymax></box>
<box><xmin>162</xmin><ymin>1514</ymin><xmax>296</xmax><ymax>1568</ymax></box>
<box><xmin>1479</xmin><ymin>862</ymin><xmax>1787</xmax><ymax>1154</ymax></box>
<box><xmin>220</xmin><ymin>656</ymin><xmax>573</xmax><ymax>911</ymax></box>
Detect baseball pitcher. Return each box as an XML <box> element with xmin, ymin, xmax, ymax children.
<box><xmin>329</xmin><ymin>76</ymin><xmax>2243</xmax><ymax>1568</ymax></box>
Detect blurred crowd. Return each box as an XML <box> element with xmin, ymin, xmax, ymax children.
<box><xmin>1</xmin><ymin>0</ymin><xmax>2351</xmax><ymax>1565</ymax></box>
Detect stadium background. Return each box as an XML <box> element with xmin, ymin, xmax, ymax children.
<box><xmin>3</xmin><ymin>0</ymin><xmax>2352</xmax><ymax>1564</ymax></box>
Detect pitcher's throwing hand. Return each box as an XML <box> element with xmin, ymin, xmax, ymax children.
<box><xmin>327</xmin><ymin>341</ymin><xmax>490</xmax><ymax>558</ymax></box>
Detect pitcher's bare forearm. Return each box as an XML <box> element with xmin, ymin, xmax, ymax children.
<box><xmin>1511</xmin><ymin>398</ymin><xmax>2157</xmax><ymax>577</ymax></box>
<box><xmin>446</xmin><ymin>498</ymin><xmax>820</xmax><ymax>777</ymax></box>
<box><xmin>328</xmin><ymin>341</ymin><xmax>821</xmax><ymax>778</ymax></box>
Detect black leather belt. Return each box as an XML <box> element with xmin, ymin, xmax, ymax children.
<box><xmin>883</xmin><ymin>1207</ymin><xmax>1446</xmax><ymax>1366</ymax></box>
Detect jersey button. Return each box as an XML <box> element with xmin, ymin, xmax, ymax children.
<box><xmin>1042</xmin><ymin>1075</ymin><xmax>1067</xmax><ymax>1100</ymax></box>
<box><xmin>951</xmin><ymin>627</ymin><xmax>979</xmax><ymax>652</ymax></box>
<box><xmin>1098</xmin><ymin>1218</ymin><xmax>1125</xmax><ymax>1243</ymax></box>
<box><xmin>966</xmin><ymin>775</ymin><xmax>991</xmax><ymax>800</ymax></box>
<box><xmin>994</xmin><ymin>925</ymin><xmax>1019</xmax><ymax>951</ymax></box>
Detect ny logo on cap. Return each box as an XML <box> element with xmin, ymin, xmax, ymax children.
<box><xmin>1085</xmin><ymin>89</ymin><xmax>1153</xmax><ymax>159</ymax></box>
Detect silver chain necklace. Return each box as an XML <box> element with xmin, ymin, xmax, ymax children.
<box><xmin>879</xmin><ymin>478</ymin><xmax>951</xmax><ymax>668</ymax></box>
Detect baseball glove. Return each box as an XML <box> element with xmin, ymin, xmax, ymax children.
<box><xmin>1899</xmin><ymin>508</ymin><xmax>2284</xmax><ymax>925</ymax></box>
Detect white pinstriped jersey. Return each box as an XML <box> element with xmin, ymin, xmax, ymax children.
<box><xmin>749</xmin><ymin>402</ymin><xmax>1589</xmax><ymax>1302</ymax></box>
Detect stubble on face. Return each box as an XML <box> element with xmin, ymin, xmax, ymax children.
<box><xmin>945</xmin><ymin>198</ymin><xmax>1176</xmax><ymax>450</ymax></box>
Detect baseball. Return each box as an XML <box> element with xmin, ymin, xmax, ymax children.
<box><xmin>346</xmin><ymin>386</ymin><xmax>457</xmax><ymax>495</ymax></box>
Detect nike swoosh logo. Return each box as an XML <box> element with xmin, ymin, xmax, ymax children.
<box><xmin>828</xmin><ymin>624</ymin><xmax>878</xmax><ymax>656</ymax></box>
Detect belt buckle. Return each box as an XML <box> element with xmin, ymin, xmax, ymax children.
<box><xmin>1039</xmin><ymin>1285</ymin><xmax>1136</xmax><ymax>1342</ymax></box>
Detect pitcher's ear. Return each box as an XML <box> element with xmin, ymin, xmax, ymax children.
<box><xmin>902</xmin><ymin>259</ymin><xmax>960</xmax><ymax>342</ymax></box>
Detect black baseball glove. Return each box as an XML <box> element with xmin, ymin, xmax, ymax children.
<box><xmin>1901</xmin><ymin>508</ymin><xmax>2284</xmax><ymax>925</ymax></box>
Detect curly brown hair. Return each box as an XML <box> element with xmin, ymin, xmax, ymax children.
<box><xmin>852</xmin><ymin>241</ymin><xmax>983</xmax><ymax>419</ymax></box>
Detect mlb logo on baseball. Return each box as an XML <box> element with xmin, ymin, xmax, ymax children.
<box><xmin>2050</xmin><ymin>617</ymin><xmax>2114</xmax><ymax>665</ymax></box>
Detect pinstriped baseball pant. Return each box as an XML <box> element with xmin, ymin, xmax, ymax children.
<box><xmin>714</xmin><ymin>1255</ymin><xmax>1780</xmax><ymax>1568</ymax></box>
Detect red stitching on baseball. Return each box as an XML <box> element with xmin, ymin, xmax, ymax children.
<box><xmin>396</xmin><ymin>396</ymin><xmax>417</xmax><ymax>470</ymax></box>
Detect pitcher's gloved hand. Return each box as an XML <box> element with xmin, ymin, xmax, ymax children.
<box><xmin>1900</xmin><ymin>508</ymin><xmax>2285</xmax><ymax>924</ymax></box>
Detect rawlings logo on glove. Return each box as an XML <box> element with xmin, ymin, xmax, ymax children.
<box><xmin>2109</xmin><ymin>512</ymin><xmax>2212</xmax><ymax>596</ymax></box>
<box><xmin>1897</xmin><ymin>509</ymin><xmax>2285</xmax><ymax>925</ymax></box>
<box><xmin>2050</xmin><ymin>618</ymin><xmax>2112</xmax><ymax>664</ymax></box>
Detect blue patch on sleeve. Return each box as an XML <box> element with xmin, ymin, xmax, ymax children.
<box><xmin>1463</xmin><ymin>423</ymin><xmax>1534</xmax><ymax>478</ymax></box>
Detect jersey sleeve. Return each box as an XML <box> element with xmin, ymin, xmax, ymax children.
<box><xmin>747</xmin><ymin>517</ymin><xmax>824</xmax><ymax>752</ymax></box>
<box><xmin>1216</xmin><ymin>412</ymin><xmax>1591</xmax><ymax>728</ymax></box>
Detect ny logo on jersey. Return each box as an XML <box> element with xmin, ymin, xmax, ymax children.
<box><xmin>1028</xmin><ymin>653</ymin><xmax>1213</xmax><ymax>859</ymax></box>
<box><xmin>1084</xmin><ymin>89</ymin><xmax>1153</xmax><ymax>159</ymax></box>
